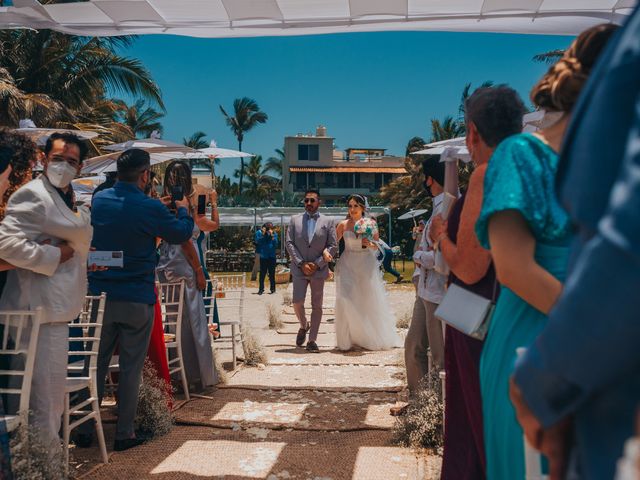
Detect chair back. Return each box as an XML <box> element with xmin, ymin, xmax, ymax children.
<box><xmin>68</xmin><ymin>293</ymin><xmax>107</xmax><ymax>378</ymax></box>
<box><xmin>158</xmin><ymin>281</ymin><xmax>185</xmax><ymax>346</ymax></box>
<box><xmin>0</xmin><ymin>308</ymin><xmax>43</xmax><ymax>417</ymax></box>
<box><xmin>211</xmin><ymin>273</ymin><xmax>245</xmax><ymax>324</ymax></box>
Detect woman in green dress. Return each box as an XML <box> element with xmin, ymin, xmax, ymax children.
<box><xmin>474</xmin><ymin>24</ymin><xmax>617</xmax><ymax>479</ymax></box>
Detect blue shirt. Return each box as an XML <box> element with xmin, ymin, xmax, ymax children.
<box><xmin>255</xmin><ymin>229</ymin><xmax>278</xmax><ymax>259</ymax></box>
<box><xmin>89</xmin><ymin>182</ymin><xmax>194</xmax><ymax>304</ymax></box>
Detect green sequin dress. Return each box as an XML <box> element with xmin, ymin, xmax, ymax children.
<box><xmin>475</xmin><ymin>133</ymin><xmax>572</xmax><ymax>479</ymax></box>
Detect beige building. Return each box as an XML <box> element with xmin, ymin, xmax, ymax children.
<box><xmin>283</xmin><ymin>126</ymin><xmax>406</xmax><ymax>205</ymax></box>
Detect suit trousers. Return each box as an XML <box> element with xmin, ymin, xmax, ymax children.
<box><xmin>292</xmin><ymin>275</ymin><xmax>325</xmax><ymax>342</ymax></box>
<box><xmin>29</xmin><ymin>323</ymin><xmax>68</xmax><ymax>448</ymax></box>
<box><xmin>96</xmin><ymin>300</ymin><xmax>154</xmax><ymax>440</ymax></box>
<box><xmin>259</xmin><ymin>257</ymin><xmax>276</xmax><ymax>293</ymax></box>
<box><xmin>405</xmin><ymin>287</ymin><xmax>444</xmax><ymax>394</ymax></box>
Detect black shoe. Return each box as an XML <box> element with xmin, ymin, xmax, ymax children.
<box><xmin>114</xmin><ymin>437</ymin><xmax>145</xmax><ymax>452</ymax></box>
<box><xmin>306</xmin><ymin>341</ymin><xmax>320</xmax><ymax>353</ymax></box>
<box><xmin>269</xmin><ymin>290</ymin><xmax>276</xmax><ymax>294</ymax></box>
<box><xmin>257</xmin><ymin>290</ymin><xmax>264</xmax><ymax>295</ymax></box>
<box><xmin>72</xmin><ymin>432</ymin><xmax>93</xmax><ymax>448</ymax></box>
<box><xmin>296</xmin><ymin>327</ymin><xmax>308</xmax><ymax>347</ymax></box>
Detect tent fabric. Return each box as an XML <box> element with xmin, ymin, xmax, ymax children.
<box><xmin>289</xmin><ymin>167</ymin><xmax>407</xmax><ymax>173</ymax></box>
<box><xmin>1</xmin><ymin>1</ymin><xmax>635</xmax><ymax>37</ymax></box>
<box><xmin>217</xmin><ymin>207</ymin><xmax>388</xmax><ymax>227</ymax></box>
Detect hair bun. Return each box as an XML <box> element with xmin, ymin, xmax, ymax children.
<box><xmin>530</xmin><ymin>23</ymin><xmax>617</xmax><ymax>113</ymax></box>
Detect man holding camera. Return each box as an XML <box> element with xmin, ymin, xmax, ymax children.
<box><xmin>89</xmin><ymin>148</ymin><xmax>194</xmax><ymax>451</ymax></box>
<box><xmin>255</xmin><ymin>222</ymin><xmax>278</xmax><ymax>295</ymax></box>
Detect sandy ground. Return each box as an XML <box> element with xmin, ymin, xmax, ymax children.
<box><xmin>72</xmin><ymin>279</ymin><xmax>441</xmax><ymax>479</ymax></box>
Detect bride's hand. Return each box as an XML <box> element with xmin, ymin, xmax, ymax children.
<box><xmin>362</xmin><ymin>238</ymin><xmax>376</xmax><ymax>249</ymax></box>
<box><xmin>322</xmin><ymin>249</ymin><xmax>333</xmax><ymax>263</ymax></box>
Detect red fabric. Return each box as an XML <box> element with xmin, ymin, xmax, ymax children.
<box><xmin>146</xmin><ymin>291</ymin><xmax>172</xmax><ymax>396</ymax></box>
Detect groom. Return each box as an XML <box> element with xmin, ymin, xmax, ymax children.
<box><xmin>286</xmin><ymin>189</ymin><xmax>338</xmax><ymax>352</ymax></box>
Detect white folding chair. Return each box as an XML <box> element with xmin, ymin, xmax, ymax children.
<box><xmin>64</xmin><ymin>294</ymin><xmax>109</xmax><ymax>469</ymax></box>
<box><xmin>159</xmin><ymin>281</ymin><xmax>189</xmax><ymax>401</ymax></box>
<box><xmin>0</xmin><ymin>308</ymin><xmax>43</xmax><ymax>432</ymax></box>
<box><xmin>210</xmin><ymin>274</ymin><xmax>245</xmax><ymax>369</ymax></box>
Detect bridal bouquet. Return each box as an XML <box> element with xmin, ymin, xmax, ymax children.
<box><xmin>354</xmin><ymin>218</ymin><xmax>378</xmax><ymax>248</ymax></box>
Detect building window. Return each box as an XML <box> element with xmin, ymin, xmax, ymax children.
<box><xmin>354</xmin><ymin>173</ymin><xmax>361</xmax><ymax>188</ymax></box>
<box><xmin>323</xmin><ymin>173</ymin><xmax>335</xmax><ymax>188</ymax></box>
<box><xmin>298</xmin><ymin>144</ymin><xmax>319</xmax><ymax>161</ymax></box>
<box><xmin>337</xmin><ymin>173</ymin><xmax>350</xmax><ymax>188</ymax></box>
<box><xmin>295</xmin><ymin>172</ymin><xmax>306</xmax><ymax>190</ymax></box>
<box><xmin>374</xmin><ymin>173</ymin><xmax>393</xmax><ymax>190</ymax></box>
<box><xmin>308</xmin><ymin>173</ymin><xmax>316</xmax><ymax>187</ymax></box>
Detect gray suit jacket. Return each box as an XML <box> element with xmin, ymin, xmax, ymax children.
<box><xmin>286</xmin><ymin>212</ymin><xmax>337</xmax><ymax>279</ymax></box>
<box><xmin>514</xmin><ymin>7</ymin><xmax>640</xmax><ymax>479</ymax></box>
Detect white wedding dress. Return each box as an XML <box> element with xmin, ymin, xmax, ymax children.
<box><xmin>334</xmin><ymin>231</ymin><xmax>402</xmax><ymax>351</ymax></box>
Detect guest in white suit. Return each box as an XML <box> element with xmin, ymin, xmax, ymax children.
<box><xmin>0</xmin><ymin>133</ymin><xmax>91</xmax><ymax>447</ymax></box>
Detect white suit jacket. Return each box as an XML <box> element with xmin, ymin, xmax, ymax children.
<box><xmin>0</xmin><ymin>175</ymin><xmax>93</xmax><ymax>323</ymax></box>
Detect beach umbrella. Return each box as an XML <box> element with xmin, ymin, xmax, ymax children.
<box><xmin>81</xmin><ymin>149</ymin><xmax>193</xmax><ymax>174</ymax></box>
<box><xmin>398</xmin><ymin>209</ymin><xmax>428</xmax><ymax>221</ymax></box>
<box><xmin>102</xmin><ymin>137</ymin><xmax>193</xmax><ymax>152</ymax></box>
<box><xmin>15</xmin><ymin>119</ymin><xmax>99</xmax><ymax>146</ymax></box>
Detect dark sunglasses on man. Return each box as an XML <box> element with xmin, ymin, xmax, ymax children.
<box><xmin>304</xmin><ymin>198</ymin><xmax>317</xmax><ymax>204</ymax></box>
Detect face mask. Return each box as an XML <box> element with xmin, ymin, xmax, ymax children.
<box><xmin>46</xmin><ymin>161</ymin><xmax>77</xmax><ymax>188</ymax></box>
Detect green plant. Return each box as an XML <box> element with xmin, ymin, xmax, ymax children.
<box><xmin>392</xmin><ymin>370</ymin><xmax>444</xmax><ymax>450</ymax></box>
<box><xmin>135</xmin><ymin>359</ymin><xmax>174</xmax><ymax>438</ymax></box>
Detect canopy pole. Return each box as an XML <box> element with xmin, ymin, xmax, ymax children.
<box><xmin>388</xmin><ymin>208</ymin><xmax>392</xmax><ymax>245</ymax></box>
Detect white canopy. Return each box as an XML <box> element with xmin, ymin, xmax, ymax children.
<box><xmin>1</xmin><ymin>1</ymin><xmax>635</xmax><ymax>37</ymax></box>
<box><xmin>217</xmin><ymin>206</ymin><xmax>389</xmax><ymax>227</ymax></box>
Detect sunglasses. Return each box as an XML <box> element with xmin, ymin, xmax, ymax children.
<box><xmin>304</xmin><ymin>198</ymin><xmax>317</xmax><ymax>204</ymax></box>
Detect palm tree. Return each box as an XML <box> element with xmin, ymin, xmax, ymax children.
<box><xmin>429</xmin><ymin>116</ymin><xmax>465</xmax><ymax>142</ymax></box>
<box><xmin>219</xmin><ymin>97</ymin><xmax>268</xmax><ymax>193</ymax></box>
<box><xmin>234</xmin><ymin>155</ymin><xmax>279</xmax><ymax>204</ymax></box>
<box><xmin>122</xmin><ymin>99</ymin><xmax>164</xmax><ymax>138</ymax></box>
<box><xmin>0</xmin><ymin>30</ymin><xmax>163</xmax><ymax>139</ymax></box>
<box><xmin>533</xmin><ymin>49</ymin><xmax>565</xmax><ymax>64</ymax></box>
<box><xmin>183</xmin><ymin>131</ymin><xmax>209</xmax><ymax>149</ymax></box>
<box><xmin>405</xmin><ymin>136</ymin><xmax>426</xmax><ymax>156</ymax></box>
<box><xmin>265</xmin><ymin>147</ymin><xmax>284</xmax><ymax>177</ymax></box>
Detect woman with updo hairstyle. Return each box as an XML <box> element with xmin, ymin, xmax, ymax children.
<box><xmin>474</xmin><ymin>24</ymin><xmax>617</xmax><ymax>479</ymax></box>
<box><xmin>156</xmin><ymin>160</ymin><xmax>218</xmax><ymax>392</ymax></box>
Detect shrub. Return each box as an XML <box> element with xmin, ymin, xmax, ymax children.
<box><xmin>135</xmin><ymin>359</ymin><xmax>174</xmax><ymax>438</ymax></box>
<box><xmin>267</xmin><ymin>303</ymin><xmax>283</xmax><ymax>330</ymax></box>
<box><xmin>396</xmin><ymin>309</ymin><xmax>411</xmax><ymax>329</ymax></box>
<box><xmin>392</xmin><ymin>370</ymin><xmax>444</xmax><ymax>450</ymax></box>
<box><xmin>10</xmin><ymin>418</ymin><xmax>66</xmax><ymax>480</ymax></box>
<box><xmin>241</xmin><ymin>326</ymin><xmax>268</xmax><ymax>366</ymax></box>
<box><xmin>282</xmin><ymin>292</ymin><xmax>293</xmax><ymax>307</ymax></box>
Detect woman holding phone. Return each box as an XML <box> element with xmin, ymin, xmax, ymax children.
<box><xmin>157</xmin><ymin>161</ymin><xmax>217</xmax><ymax>392</ymax></box>
<box><xmin>191</xmin><ymin>183</ymin><xmax>221</xmax><ymax>339</ymax></box>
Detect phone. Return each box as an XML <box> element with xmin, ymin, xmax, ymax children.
<box><xmin>171</xmin><ymin>185</ymin><xmax>184</xmax><ymax>202</ymax></box>
<box><xmin>197</xmin><ymin>194</ymin><xmax>207</xmax><ymax>215</ymax></box>
<box><xmin>0</xmin><ymin>146</ymin><xmax>13</xmax><ymax>175</ymax></box>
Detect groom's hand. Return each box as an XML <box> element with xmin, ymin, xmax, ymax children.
<box><xmin>302</xmin><ymin>262</ymin><xmax>318</xmax><ymax>276</ymax></box>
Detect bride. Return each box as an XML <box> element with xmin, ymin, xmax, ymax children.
<box><xmin>326</xmin><ymin>194</ymin><xmax>401</xmax><ymax>351</ymax></box>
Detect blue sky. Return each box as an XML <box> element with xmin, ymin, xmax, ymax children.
<box><xmin>125</xmin><ymin>31</ymin><xmax>573</xmax><ymax>179</ymax></box>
